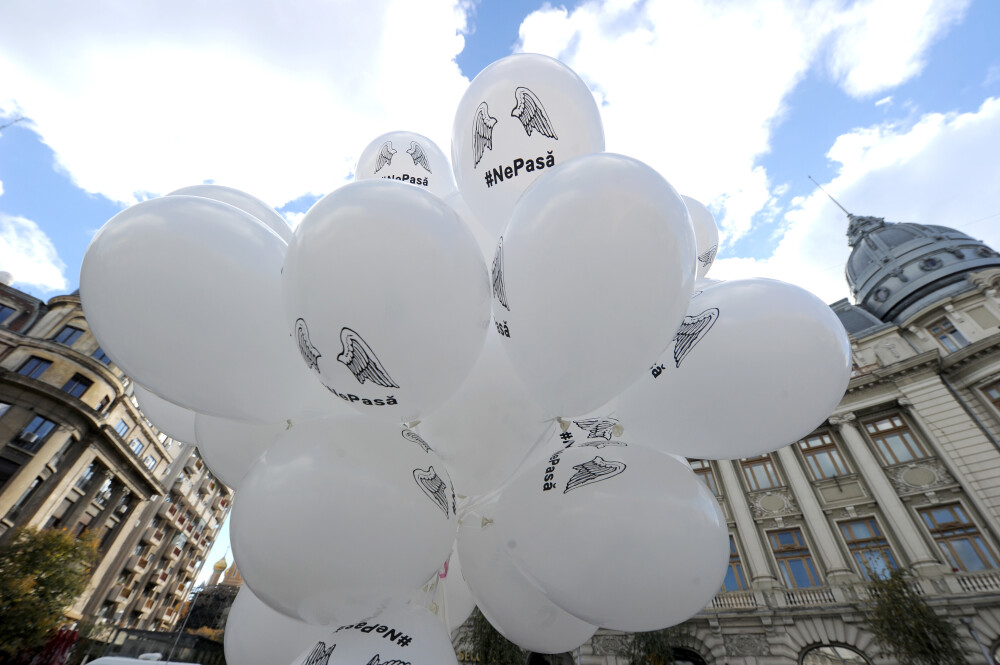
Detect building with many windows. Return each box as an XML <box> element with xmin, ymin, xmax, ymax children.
<box><xmin>575</xmin><ymin>213</ymin><xmax>1000</xmax><ymax>664</ymax></box>
<box><xmin>0</xmin><ymin>282</ymin><xmax>232</xmax><ymax>631</ymax></box>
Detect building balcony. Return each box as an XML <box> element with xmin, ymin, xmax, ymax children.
<box><xmin>155</xmin><ymin>605</ymin><xmax>177</xmax><ymax>622</ymax></box>
<box><xmin>214</xmin><ymin>495</ymin><xmax>229</xmax><ymax>511</ymax></box>
<box><xmin>111</xmin><ymin>584</ymin><xmax>134</xmax><ymax>604</ymax></box>
<box><xmin>126</xmin><ymin>555</ymin><xmax>151</xmax><ymax>574</ymax></box>
<box><xmin>184</xmin><ymin>456</ymin><xmax>204</xmax><ymax>475</ymax></box>
<box><xmin>184</xmin><ymin>558</ymin><xmax>201</xmax><ymax>574</ymax></box>
<box><xmin>165</xmin><ymin>545</ymin><xmax>183</xmax><ymax>561</ymax></box>
<box><xmin>173</xmin><ymin>582</ymin><xmax>190</xmax><ymax>600</ymax></box>
<box><xmin>172</xmin><ymin>476</ymin><xmax>193</xmax><ymax>497</ymax></box>
<box><xmin>139</xmin><ymin>597</ymin><xmax>156</xmax><ymax>615</ymax></box>
<box><xmin>142</xmin><ymin>526</ymin><xmax>165</xmax><ymax>547</ymax></box>
<box><xmin>151</xmin><ymin>568</ymin><xmax>170</xmax><ymax>588</ymax></box>
<box><xmin>158</xmin><ymin>501</ymin><xmax>180</xmax><ymax>521</ymax></box>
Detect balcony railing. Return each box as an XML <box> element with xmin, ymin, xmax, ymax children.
<box><xmin>956</xmin><ymin>570</ymin><xmax>1000</xmax><ymax>593</ymax></box>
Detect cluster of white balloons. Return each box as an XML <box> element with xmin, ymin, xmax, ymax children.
<box><xmin>79</xmin><ymin>53</ymin><xmax>851</xmax><ymax>665</ymax></box>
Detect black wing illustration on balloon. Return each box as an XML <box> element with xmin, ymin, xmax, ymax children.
<box><xmin>492</xmin><ymin>237</ymin><xmax>509</xmax><ymax>311</ymax></box>
<box><xmin>295</xmin><ymin>318</ymin><xmax>321</xmax><ymax>373</ymax></box>
<box><xmin>413</xmin><ymin>466</ymin><xmax>450</xmax><ymax>517</ymax></box>
<box><xmin>406</xmin><ymin>141</ymin><xmax>432</xmax><ymax>173</ymax></box>
<box><xmin>375</xmin><ymin>141</ymin><xmax>396</xmax><ymax>173</ymax></box>
<box><xmin>578</xmin><ymin>439</ymin><xmax>627</xmax><ymax>449</ymax></box>
<box><xmin>302</xmin><ymin>642</ymin><xmax>335</xmax><ymax>665</ymax></box>
<box><xmin>511</xmin><ymin>87</ymin><xmax>557</xmax><ymax>139</ymax></box>
<box><xmin>564</xmin><ymin>456</ymin><xmax>626</xmax><ymax>494</ymax></box>
<box><xmin>402</xmin><ymin>428</ymin><xmax>431</xmax><ymax>453</ymax></box>
<box><xmin>337</xmin><ymin>327</ymin><xmax>400</xmax><ymax>388</ymax></box>
<box><xmin>573</xmin><ymin>417</ymin><xmax>620</xmax><ymax>440</ymax></box>
<box><xmin>366</xmin><ymin>656</ymin><xmax>410</xmax><ymax>665</ymax></box>
<box><xmin>473</xmin><ymin>102</ymin><xmax>498</xmax><ymax>168</ymax></box>
<box><xmin>698</xmin><ymin>245</ymin><xmax>718</xmax><ymax>267</ymax></box>
<box><xmin>672</xmin><ymin>308</ymin><xmax>719</xmax><ymax>368</ymax></box>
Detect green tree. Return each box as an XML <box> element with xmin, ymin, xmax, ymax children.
<box><xmin>624</xmin><ymin>625</ymin><xmax>689</xmax><ymax>665</ymax></box>
<box><xmin>457</xmin><ymin>608</ymin><xmax>526</xmax><ymax>665</ymax></box>
<box><xmin>859</xmin><ymin>568</ymin><xmax>966</xmax><ymax>665</ymax></box>
<box><xmin>0</xmin><ymin>527</ymin><xmax>98</xmax><ymax>655</ymax></box>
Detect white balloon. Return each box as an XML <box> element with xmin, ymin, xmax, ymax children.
<box><xmin>80</xmin><ymin>196</ymin><xmax>323</xmax><ymax>423</ymax></box>
<box><xmin>495</xmin><ymin>441</ymin><xmax>728</xmax><ymax>632</ymax></box>
<box><xmin>491</xmin><ymin>153</ymin><xmax>697</xmax><ymax>417</ymax></box>
<box><xmin>224</xmin><ymin>588</ymin><xmax>331</xmax><ymax>665</ymax></box>
<box><xmin>133</xmin><ymin>384</ymin><xmax>197</xmax><ymax>444</ymax></box>
<box><xmin>289</xmin><ymin>602</ymin><xmax>459</xmax><ymax>665</ymax></box>
<box><xmin>355</xmin><ymin>131</ymin><xmax>457</xmax><ymax>199</ymax></box>
<box><xmin>168</xmin><ymin>184</ymin><xmax>293</xmax><ymax>243</ymax></box>
<box><xmin>442</xmin><ymin>191</ymin><xmax>496</xmax><ymax>260</ymax></box>
<box><xmin>282</xmin><ymin>181</ymin><xmax>491</xmax><ymax>423</ymax></box>
<box><xmin>617</xmin><ymin>278</ymin><xmax>852</xmax><ymax>459</ymax></box>
<box><xmin>230</xmin><ymin>416</ymin><xmax>458</xmax><ymax>625</ymax></box>
<box><xmin>457</xmin><ymin>496</ymin><xmax>597</xmax><ymax>654</ymax></box>
<box><xmin>452</xmin><ymin>53</ymin><xmax>605</xmax><ymax>236</ymax></box>
<box><xmin>412</xmin><ymin>546</ymin><xmax>477</xmax><ymax>635</ymax></box>
<box><xmin>193</xmin><ymin>414</ymin><xmax>285</xmax><ymax>490</ymax></box>
<box><xmin>418</xmin><ymin>333</ymin><xmax>552</xmax><ymax>498</ymax></box>
<box><xmin>682</xmin><ymin>195</ymin><xmax>719</xmax><ymax>279</ymax></box>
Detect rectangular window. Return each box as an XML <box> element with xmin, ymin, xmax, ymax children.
<box><xmin>53</xmin><ymin>325</ymin><xmax>85</xmax><ymax>346</ymax></box>
<box><xmin>0</xmin><ymin>458</ymin><xmax>21</xmax><ymax>489</ymax></box>
<box><xmin>920</xmin><ymin>503</ymin><xmax>998</xmax><ymax>572</ymax></box>
<box><xmin>61</xmin><ymin>373</ymin><xmax>94</xmax><ymax>399</ymax></box>
<box><xmin>75</xmin><ymin>463</ymin><xmax>97</xmax><ymax>490</ymax></box>
<box><xmin>115</xmin><ymin>419</ymin><xmax>130</xmax><ymax>437</ymax></box>
<box><xmin>689</xmin><ymin>459</ymin><xmax>719</xmax><ymax>495</ymax></box>
<box><xmin>722</xmin><ymin>535</ymin><xmax>747</xmax><ymax>591</ymax></box>
<box><xmin>769</xmin><ymin>528</ymin><xmax>821</xmax><ymax>588</ymax></box>
<box><xmin>129</xmin><ymin>439</ymin><xmax>144</xmax><ymax>455</ymax></box>
<box><xmin>840</xmin><ymin>518</ymin><xmax>898</xmax><ymax>580</ymax></box>
<box><xmin>92</xmin><ymin>347</ymin><xmax>112</xmax><ymax>365</ymax></box>
<box><xmin>984</xmin><ymin>381</ymin><xmax>1000</xmax><ymax>413</ymax></box>
<box><xmin>17</xmin><ymin>415</ymin><xmax>57</xmax><ymax>452</ymax></box>
<box><xmin>143</xmin><ymin>455</ymin><xmax>158</xmax><ymax>471</ymax></box>
<box><xmin>741</xmin><ymin>455</ymin><xmax>780</xmax><ymax>490</ymax></box>
<box><xmin>864</xmin><ymin>415</ymin><xmax>929</xmax><ymax>465</ymax></box>
<box><xmin>17</xmin><ymin>356</ymin><xmax>52</xmax><ymax>379</ymax></box>
<box><xmin>928</xmin><ymin>317</ymin><xmax>969</xmax><ymax>352</ymax></box>
<box><xmin>6</xmin><ymin>477</ymin><xmax>42</xmax><ymax>519</ymax></box>
<box><xmin>798</xmin><ymin>432</ymin><xmax>850</xmax><ymax>480</ymax></box>
<box><xmin>0</xmin><ymin>304</ymin><xmax>16</xmax><ymax>323</ymax></box>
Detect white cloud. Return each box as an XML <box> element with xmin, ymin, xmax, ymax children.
<box><xmin>0</xmin><ymin>0</ymin><xmax>472</xmax><ymax>208</ymax></box>
<box><xmin>875</xmin><ymin>95</ymin><xmax>893</xmax><ymax>107</ymax></box>
<box><xmin>514</xmin><ymin>0</ymin><xmax>970</xmax><ymax>245</ymax></box>
<box><xmin>711</xmin><ymin>96</ymin><xmax>1000</xmax><ymax>304</ymax></box>
<box><xmin>0</xmin><ymin>214</ymin><xmax>68</xmax><ymax>292</ymax></box>
<box><xmin>0</xmin><ymin>180</ymin><xmax>4</xmax><ymax>197</ymax></box>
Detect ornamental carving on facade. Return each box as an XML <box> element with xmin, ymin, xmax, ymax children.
<box><xmin>724</xmin><ymin>633</ymin><xmax>771</xmax><ymax>656</ymax></box>
<box><xmin>748</xmin><ymin>489</ymin><xmax>799</xmax><ymax>518</ymax></box>
<box><xmin>590</xmin><ymin>634</ymin><xmax>630</xmax><ymax>656</ymax></box>
<box><xmin>886</xmin><ymin>459</ymin><xmax>954</xmax><ymax>494</ymax></box>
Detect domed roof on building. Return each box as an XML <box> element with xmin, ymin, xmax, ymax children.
<box><xmin>845</xmin><ymin>213</ymin><xmax>1000</xmax><ymax>323</ymax></box>
<box><xmin>213</xmin><ymin>556</ymin><xmax>228</xmax><ymax>572</ymax></box>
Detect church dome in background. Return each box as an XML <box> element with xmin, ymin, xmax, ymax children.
<box><xmin>845</xmin><ymin>213</ymin><xmax>1000</xmax><ymax>323</ymax></box>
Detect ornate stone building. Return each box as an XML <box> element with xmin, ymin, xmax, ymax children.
<box><xmin>578</xmin><ymin>213</ymin><xmax>1000</xmax><ymax>665</ymax></box>
<box><xmin>0</xmin><ymin>283</ymin><xmax>232</xmax><ymax>631</ymax></box>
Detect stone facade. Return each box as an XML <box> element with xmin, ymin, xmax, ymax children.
<box><xmin>0</xmin><ymin>286</ymin><xmax>232</xmax><ymax>631</ymax></box>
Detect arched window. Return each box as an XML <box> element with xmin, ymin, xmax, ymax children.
<box><xmin>673</xmin><ymin>647</ymin><xmax>708</xmax><ymax>665</ymax></box>
<box><xmin>801</xmin><ymin>644</ymin><xmax>870</xmax><ymax>665</ymax></box>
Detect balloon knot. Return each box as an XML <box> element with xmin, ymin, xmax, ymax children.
<box><xmin>285</xmin><ymin>419</ymin><xmax>293</xmax><ymax>430</ymax></box>
<box><xmin>556</xmin><ymin>417</ymin><xmax>571</xmax><ymax>432</ymax></box>
<box><xmin>612</xmin><ymin>424</ymin><xmax>624</xmax><ymax>437</ymax></box>
<box><xmin>481</xmin><ymin>516</ymin><xmax>494</xmax><ymax>529</ymax></box>
<box><xmin>405</xmin><ymin>420</ymin><xmax>421</xmax><ymax>429</ymax></box>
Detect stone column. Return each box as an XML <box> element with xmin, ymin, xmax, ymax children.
<box><xmin>715</xmin><ymin>459</ymin><xmax>780</xmax><ymax>588</ymax></box>
<box><xmin>60</xmin><ymin>467</ymin><xmax>111</xmax><ymax>532</ymax></box>
<box><xmin>831</xmin><ymin>414</ymin><xmax>945</xmax><ymax>574</ymax></box>
<box><xmin>774</xmin><ymin>446</ymin><xmax>856</xmax><ymax>584</ymax></box>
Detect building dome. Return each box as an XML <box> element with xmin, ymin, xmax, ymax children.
<box><xmin>213</xmin><ymin>557</ymin><xmax>228</xmax><ymax>572</ymax></box>
<box><xmin>845</xmin><ymin>213</ymin><xmax>1000</xmax><ymax>323</ymax></box>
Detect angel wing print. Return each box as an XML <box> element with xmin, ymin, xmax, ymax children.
<box><xmin>366</xmin><ymin>656</ymin><xmax>410</xmax><ymax>665</ymax></box>
<box><xmin>511</xmin><ymin>87</ymin><xmax>557</xmax><ymax>139</ymax></box>
<box><xmin>406</xmin><ymin>141</ymin><xmax>432</xmax><ymax>173</ymax></box>
<box><xmin>295</xmin><ymin>318</ymin><xmax>321</xmax><ymax>372</ymax></box>
<box><xmin>402</xmin><ymin>428</ymin><xmax>431</xmax><ymax>453</ymax></box>
<box><xmin>375</xmin><ymin>141</ymin><xmax>396</xmax><ymax>173</ymax></box>
<box><xmin>573</xmin><ymin>417</ymin><xmax>620</xmax><ymax>440</ymax></box>
<box><xmin>301</xmin><ymin>642</ymin><xmax>335</xmax><ymax>665</ymax></box>
<box><xmin>473</xmin><ymin>102</ymin><xmax>498</xmax><ymax>168</ymax></box>
<box><xmin>492</xmin><ymin>237</ymin><xmax>509</xmax><ymax>311</ymax></box>
<box><xmin>672</xmin><ymin>308</ymin><xmax>719</xmax><ymax>368</ymax></box>
<box><xmin>698</xmin><ymin>245</ymin><xmax>718</xmax><ymax>268</ymax></box>
<box><xmin>337</xmin><ymin>327</ymin><xmax>400</xmax><ymax>388</ymax></box>
<box><xmin>413</xmin><ymin>466</ymin><xmax>450</xmax><ymax>517</ymax></box>
<box><xmin>564</xmin><ymin>456</ymin><xmax>626</xmax><ymax>494</ymax></box>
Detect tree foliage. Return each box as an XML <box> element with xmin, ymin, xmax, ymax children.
<box><xmin>457</xmin><ymin>607</ymin><xmax>526</xmax><ymax>665</ymax></box>
<box><xmin>0</xmin><ymin>528</ymin><xmax>98</xmax><ymax>655</ymax></box>
<box><xmin>859</xmin><ymin>568</ymin><xmax>966</xmax><ymax>665</ymax></box>
<box><xmin>624</xmin><ymin>625</ymin><xmax>688</xmax><ymax>665</ymax></box>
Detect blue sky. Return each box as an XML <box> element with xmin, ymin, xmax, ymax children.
<box><xmin>2</xmin><ymin>0</ymin><xmax>1000</xmax><ymax>582</ymax></box>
